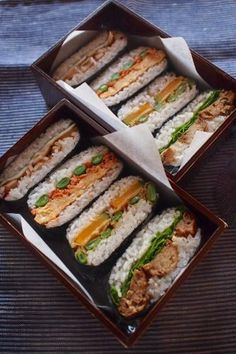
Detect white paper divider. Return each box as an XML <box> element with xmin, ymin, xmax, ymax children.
<box><xmin>160</xmin><ymin>37</ymin><xmax>209</xmax><ymax>88</ymax></box>
<box><xmin>180</xmin><ymin>131</ymin><xmax>213</xmax><ymax>169</ymax></box>
<box><xmin>104</xmin><ymin>124</ymin><xmax>173</xmax><ymax>190</ymax></box>
<box><xmin>57</xmin><ymin>81</ymin><xmax>125</xmax><ymax>131</ymax></box>
<box><xmin>7</xmin><ymin>213</ymin><xmax>95</xmax><ymax>304</ymax></box>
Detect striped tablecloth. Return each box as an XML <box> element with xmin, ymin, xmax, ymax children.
<box><xmin>0</xmin><ymin>1</ymin><xmax>235</xmax><ymax>352</ymax></box>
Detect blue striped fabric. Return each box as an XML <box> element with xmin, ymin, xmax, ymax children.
<box><xmin>0</xmin><ymin>1</ymin><xmax>236</xmax><ymax>353</ymax></box>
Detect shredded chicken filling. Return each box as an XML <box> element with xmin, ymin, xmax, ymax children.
<box><xmin>62</xmin><ymin>31</ymin><xmax>116</xmax><ymax>81</ymax></box>
<box><xmin>161</xmin><ymin>90</ymin><xmax>235</xmax><ymax>166</ymax></box>
<box><xmin>1</xmin><ymin>124</ymin><xmax>78</xmax><ymax>195</ymax></box>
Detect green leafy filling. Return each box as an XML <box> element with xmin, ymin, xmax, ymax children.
<box><xmin>159</xmin><ymin>90</ymin><xmax>220</xmax><ymax>154</ymax></box>
<box><xmin>112</xmin><ymin>206</ymin><xmax>186</xmax><ymax>303</ymax></box>
<box><xmin>110</xmin><ymin>286</ymin><xmax>120</xmax><ymax>306</ymax></box>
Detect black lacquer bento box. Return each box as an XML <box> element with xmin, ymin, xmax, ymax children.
<box><xmin>0</xmin><ymin>99</ymin><xmax>227</xmax><ymax>347</ymax></box>
<box><xmin>31</xmin><ymin>0</ymin><xmax>236</xmax><ymax>183</ymax></box>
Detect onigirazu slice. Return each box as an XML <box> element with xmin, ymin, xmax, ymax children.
<box><xmin>28</xmin><ymin>145</ymin><xmax>123</xmax><ymax>228</ymax></box>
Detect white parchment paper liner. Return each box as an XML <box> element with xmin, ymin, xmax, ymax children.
<box><xmin>5</xmin><ymin>125</ymin><xmax>180</xmax><ymax>300</ymax></box>
<box><xmin>6</xmin><ymin>213</ymin><xmax>95</xmax><ymax>304</ymax></box>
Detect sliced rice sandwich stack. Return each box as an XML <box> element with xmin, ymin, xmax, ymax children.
<box><xmin>155</xmin><ymin>90</ymin><xmax>235</xmax><ymax>169</ymax></box>
<box><xmin>28</xmin><ymin>145</ymin><xmax>123</xmax><ymax>228</ymax></box>
<box><xmin>91</xmin><ymin>46</ymin><xmax>167</xmax><ymax>106</ymax></box>
<box><xmin>109</xmin><ymin>207</ymin><xmax>201</xmax><ymax>317</ymax></box>
<box><xmin>66</xmin><ymin>176</ymin><xmax>159</xmax><ymax>266</ymax></box>
<box><xmin>0</xmin><ymin>119</ymin><xmax>80</xmax><ymax>201</ymax></box>
<box><xmin>117</xmin><ymin>72</ymin><xmax>198</xmax><ymax>132</ymax></box>
<box><xmin>52</xmin><ymin>31</ymin><xmax>128</xmax><ymax>86</ymax></box>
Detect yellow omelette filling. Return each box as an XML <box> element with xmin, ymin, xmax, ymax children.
<box><xmin>123</xmin><ymin>77</ymin><xmax>187</xmax><ymax>127</ymax></box>
<box><xmin>62</xmin><ymin>31</ymin><xmax>115</xmax><ymax>81</ymax></box>
<box><xmin>72</xmin><ymin>180</ymin><xmax>144</xmax><ymax>249</ymax></box>
<box><xmin>1</xmin><ymin>123</ymin><xmax>78</xmax><ymax>194</ymax></box>
<box><xmin>96</xmin><ymin>49</ymin><xmax>166</xmax><ymax>99</ymax></box>
<box><xmin>31</xmin><ymin>152</ymin><xmax>117</xmax><ymax>225</ymax></box>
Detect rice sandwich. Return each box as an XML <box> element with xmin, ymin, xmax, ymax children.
<box><xmin>117</xmin><ymin>72</ymin><xmax>198</xmax><ymax>132</ymax></box>
<box><xmin>155</xmin><ymin>90</ymin><xmax>235</xmax><ymax>169</ymax></box>
<box><xmin>91</xmin><ymin>46</ymin><xmax>167</xmax><ymax>106</ymax></box>
<box><xmin>0</xmin><ymin>119</ymin><xmax>80</xmax><ymax>201</ymax></box>
<box><xmin>66</xmin><ymin>176</ymin><xmax>159</xmax><ymax>266</ymax></box>
<box><xmin>109</xmin><ymin>207</ymin><xmax>201</xmax><ymax>317</ymax></box>
<box><xmin>28</xmin><ymin>146</ymin><xmax>123</xmax><ymax>228</ymax></box>
<box><xmin>52</xmin><ymin>31</ymin><xmax>127</xmax><ymax>86</ymax></box>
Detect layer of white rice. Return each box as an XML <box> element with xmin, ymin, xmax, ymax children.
<box><xmin>117</xmin><ymin>72</ymin><xmax>198</xmax><ymax>132</ymax></box>
<box><xmin>205</xmin><ymin>114</ymin><xmax>227</xmax><ymax>132</ymax></box>
<box><xmin>109</xmin><ymin>207</ymin><xmax>201</xmax><ymax>303</ymax></box>
<box><xmin>27</xmin><ymin>145</ymin><xmax>123</xmax><ymax>228</ymax></box>
<box><xmin>53</xmin><ymin>31</ymin><xmax>127</xmax><ymax>86</ymax></box>
<box><xmin>109</xmin><ymin>207</ymin><xmax>180</xmax><ymax>294</ymax></box>
<box><xmin>90</xmin><ymin>46</ymin><xmax>168</xmax><ymax>106</ymax></box>
<box><xmin>0</xmin><ymin>119</ymin><xmax>80</xmax><ymax>201</ymax></box>
<box><xmin>67</xmin><ymin>176</ymin><xmax>153</xmax><ymax>266</ymax></box>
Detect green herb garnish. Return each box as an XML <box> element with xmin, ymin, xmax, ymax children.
<box><xmin>35</xmin><ymin>194</ymin><xmax>49</xmax><ymax>208</ymax></box>
<box><xmin>112</xmin><ymin>211</ymin><xmax>123</xmax><ymax>222</ymax></box>
<box><xmin>122</xmin><ymin>59</ymin><xmax>134</xmax><ymax>70</ymax></box>
<box><xmin>75</xmin><ymin>250</ymin><xmax>87</xmax><ymax>264</ymax></box>
<box><xmin>146</xmin><ymin>183</ymin><xmax>158</xmax><ymax>203</ymax></box>
<box><xmin>110</xmin><ymin>72</ymin><xmax>120</xmax><ymax>80</ymax></box>
<box><xmin>73</xmin><ymin>164</ymin><xmax>86</xmax><ymax>176</ymax></box>
<box><xmin>129</xmin><ymin>195</ymin><xmax>140</xmax><ymax>205</ymax></box>
<box><xmin>100</xmin><ymin>227</ymin><xmax>112</xmax><ymax>239</ymax></box>
<box><xmin>92</xmin><ymin>153</ymin><xmax>103</xmax><ymax>165</ymax></box>
<box><xmin>56</xmin><ymin>177</ymin><xmax>70</xmax><ymax>189</ymax></box>
<box><xmin>98</xmin><ymin>84</ymin><xmax>108</xmax><ymax>93</ymax></box>
<box><xmin>85</xmin><ymin>238</ymin><xmax>100</xmax><ymax>251</ymax></box>
<box><xmin>154</xmin><ymin>101</ymin><xmax>163</xmax><ymax>111</ymax></box>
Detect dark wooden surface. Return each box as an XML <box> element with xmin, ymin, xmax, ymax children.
<box><xmin>0</xmin><ymin>1</ymin><xmax>236</xmax><ymax>352</ymax></box>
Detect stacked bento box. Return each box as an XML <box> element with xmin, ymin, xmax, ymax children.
<box><xmin>0</xmin><ymin>0</ymin><xmax>235</xmax><ymax>347</ymax></box>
